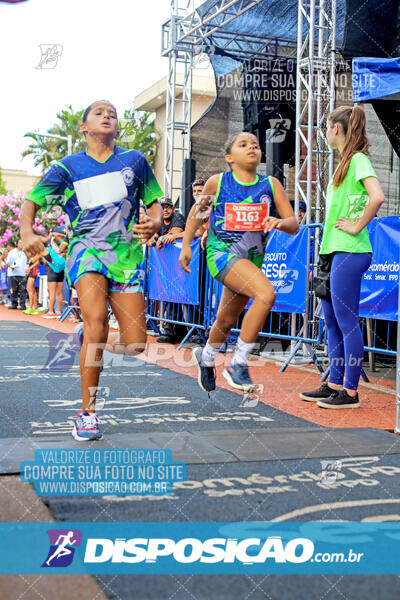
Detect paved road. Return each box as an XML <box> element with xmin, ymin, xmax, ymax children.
<box><xmin>1</xmin><ymin>320</ymin><xmax>399</xmax><ymax>599</ymax></box>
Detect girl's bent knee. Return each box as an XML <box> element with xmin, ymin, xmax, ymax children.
<box><xmin>84</xmin><ymin>316</ymin><xmax>109</xmax><ymax>339</ymax></box>
<box><xmin>215</xmin><ymin>315</ymin><xmax>236</xmax><ymax>333</ymax></box>
<box><xmin>255</xmin><ymin>288</ymin><xmax>276</xmax><ymax>309</ymax></box>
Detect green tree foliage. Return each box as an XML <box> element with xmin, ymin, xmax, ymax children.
<box><xmin>0</xmin><ymin>167</ymin><xmax>7</xmax><ymax>195</ymax></box>
<box><xmin>22</xmin><ymin>106</ymin><xmax>159</xmax><ymax>172</ymax></box>
<box><xmin>118</xmin><ymin>109</ymin><xmax>159</xmax><ymax>167</ymax></box>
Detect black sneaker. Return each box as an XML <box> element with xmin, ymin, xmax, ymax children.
<box><xmin>192</xmin><ymin>347</ymin><xmax>216</xmax><ymax>393</ymax></box>
<box><xmin>299</xmin><ymin>383</ymin><xmax>338</xmax><ymax>402</ymax></box>
<box><xmin>157</xmin><ymin>335</ymin><xmax>177</xmax><ymax>344</ymax></box>
<box><xmin>317</xmin><ymin>389</ymin><xmax>359</xmax><ymax>409</ymax></box>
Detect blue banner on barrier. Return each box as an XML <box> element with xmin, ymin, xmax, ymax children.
<box><xmin>148</xmin><ymin>240</ymin><xmax>199</xmax><ymax>305</ymax></box>
<box><xmin>1</xmin><ymin>522</ymin><xmax>400</xmax><ymax>574</ymax></box>
<box><xmin>262</xmin><ymin>226</ymin><xmax>309</xmax><ymax>314</ymax></box>
<box><xmin>360</xmin><ymin>216</ymin><xmax>400</xmax><ymax>321</ymax></box>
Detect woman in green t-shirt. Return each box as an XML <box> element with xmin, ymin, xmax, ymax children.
<box><xmin>300</xmin><ymin>105</ymin><xmax>384</xmax><ymax>409</ymax></box>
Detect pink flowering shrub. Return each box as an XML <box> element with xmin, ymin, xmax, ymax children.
<box><xmin>0</xmin><ymin>194</ymin><xmax>65</xmax><ymax>247</ymax></box>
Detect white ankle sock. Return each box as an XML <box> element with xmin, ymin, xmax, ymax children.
<box><xmin>201</xmin><ymin>342</ymin><xmax>219</xmax><ymax>366</ymax></box>
<box><xmin>231</xmin><ymin>337</ymin><xmax>255</xmax><ymax>366</ymax></box>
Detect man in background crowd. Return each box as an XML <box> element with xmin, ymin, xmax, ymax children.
<box><xmin>192</xmin><ymin>178</ymin><xmax>205</xmax><ymax>201</ymax></box>
<box><xmin>2</xmin><ymin>241</ymin><xmax>16</xmax><ymax>305</ymax></box>
<box><xmin>155</xmin><ymin>197</ymin><xmax>186</xmax><ymax>249</ymax></box>
<box><xmin>43</xmin><ymin>228</ymin><xmax>66</xmax><ymax>319</ymax></box>
<box><xmin>298</xmin><ymin>200</ymin><xmax>307</xmax><ymax>224</ymax></box>
<box><xmin>150</xmin><ymin>198</ymin><xmax>187</xmax><ymax>343</ymax></box>
<box><xmin>156</xmin><ymin>181</ymin><xmax>207</xmax><ymax>249</ymax></box>
<box><xmin>6</xmin><ymin>239</ymin><xmax>27</xmax><ymax>310</ymax></box>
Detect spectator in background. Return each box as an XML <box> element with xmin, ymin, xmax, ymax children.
<box><xmin>192</xmin><ymin>178</ymin><xmax>206</xmax><ymax>200</ymax></box>
<box><xmin>4</xmin><ymin>241</ymin><xmax>16</xmax><ymax>304</ymax></box>
<box><xmin>53</xmin><ymin>226</ymin><xmax>69</xmax><ymax>257</ymax></box>
<box><xmin>150</xmin><ymin>198</ymin><xmax>186</xmax><ymax>344</ymax></box>
<box><xmin>155</xmin><ymin>197</ymin><xmax>186</xmax><ymax>249</ymax></box>
<box><xmin>24</xmin><ymin>253</ymin><xmax>40</xmax><ymax>314</ymax></box>
<box><xmin>6</xmin><ymin>239</ymin><xmax>27</xmax><ymax>310</ymax></box>
<box><xmin>43</xmin><ymin>231</ymin><xmax>66</xmax><ymax>319</ymax></box>
<box><xmin>0</xmin><ymin>249</ymin><xmax>7</xmax><ymax>304</ymax></box>
<box><xmin>191</xmin><ymin>179</ymin><xmax>210</xmax><ymax>242</ymax></box>
<box><xmin>298</xmin><ymin>201</ymin><xmax>307</xmax><ymax>224</ymax></box>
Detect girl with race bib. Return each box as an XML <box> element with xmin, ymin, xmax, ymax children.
<box><xmin>179</xmin><ymin>131</ymin><xmax>298</xmax><ymax>393</ymax></box>
<box><xmin>300</xmin><ymin>105</ymin><xmax>384</xmax><ymax>409</ymax></box>
<box><xmin>21</xmin><ymin>100</ymin><xmax>162</xmax><ymax>440</ymax></box>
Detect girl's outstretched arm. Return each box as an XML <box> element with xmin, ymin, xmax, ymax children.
<box><xmin>20</xmin><ymin>200</ymin><xmax>45</xmax><ymax>255</ymax></box>
<box><xmin>263</xmin><ymin>177</ymin><xmax>299</xmax><ymax>235</ymax></box>
<box><xmin>179</xmin><ymin>174</ymin><xmax>219</xmax><ymax>273</ymax></box>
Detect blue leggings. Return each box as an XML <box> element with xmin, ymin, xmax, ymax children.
<box><xmin>321</xmin><ymin>252</ymin><xmax>371</xmax><ymax>390</ymax></box>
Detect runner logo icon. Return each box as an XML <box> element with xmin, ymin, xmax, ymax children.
<box><xmin>42</xmin><ymin>332</ymin><xmax>77</xmax><ymax>372</ymax></box>
<box><xmin>42</xmin><ymin>529</ymin><xmax>82</xmax><ymax>568</ymax></box>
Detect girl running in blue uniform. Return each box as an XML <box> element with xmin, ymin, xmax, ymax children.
<box><xmin>180</xmin><ymin>131</ymin><xmax>298</xmax><ymax>393</ymax></box>
<box><xmin>300</xmin><ymin>105</ymin><xmax>384</xmax><ymax>408</ymax></box>
<box><xmin>21</xmin><ymin>100</ymin><xmax>162</xmax><ymax>440</ymax></box>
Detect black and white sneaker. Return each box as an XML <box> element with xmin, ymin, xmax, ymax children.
<box><xmin>317</xmin><ymin>389</ymin><xmax>359</xmax><ymax>409</ymax></box>
<box><xmin>192</xmin><ymin>347</ymin><xmax>216</xmax><ymax>393</ymax></box>
<box><xmin>299</xmin><ymin>383</ymin><xmax>338</xmax><ymax>402</ymax></box>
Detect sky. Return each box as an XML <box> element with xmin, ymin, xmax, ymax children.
<box><xmin>0</xmin><ymin>0</ymin><xmax>202</xmax><ymax>174</ymax></box>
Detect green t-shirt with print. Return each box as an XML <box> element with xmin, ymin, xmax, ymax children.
<box><xmin>320</xmin><ymin>152</ymin><xmax>377</xmax><ymax>254</ymax></box>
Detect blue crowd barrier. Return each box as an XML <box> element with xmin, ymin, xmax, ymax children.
<box><xmin>145</xmin><ymin>239</ymin><xmax>210</xmax><ymax>348</ymax></box>
<box><xmin>59</xmin><ymin>282</ymin><xmax>82</xmax><ymax>323</ymax></box>
<box><xmin>143</xmin><ymin>219</ymin><xmax>398</xmax><ymax>373</ymax></box>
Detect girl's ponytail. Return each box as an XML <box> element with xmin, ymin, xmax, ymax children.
<box><xmin>329</xmin><ymin>105</ymin><xmax>370</xmax><ymax>188</ymax></box>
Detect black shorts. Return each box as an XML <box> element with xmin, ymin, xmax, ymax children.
<box><xmin>47</xmin><ymin>269</ymin><xmax>65</xmax><ymax>283</ymax></box>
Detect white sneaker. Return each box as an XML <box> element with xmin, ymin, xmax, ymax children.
<box><xmin>72</xmin><ymin>411</ymin><xmax>103</xmax><ymax>441</ymax></box>
<box><xmin>109</xmin><ymin>316</ymin><xmax>119</xmax><ymax>330</ymax></box>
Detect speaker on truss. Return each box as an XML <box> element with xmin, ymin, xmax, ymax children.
<box><xmin>265</xmin><ymin>128</ymin><xmax>286</xmax><ymax>183</ymax></box>
<box><xmin>341</xmin><ymin>0</ymin><xmax>399</xmax><ymax>59</ymax></box>
<box><xmin>242</xmin><ymin>57</ymin><xmax>296</xmax><ymax>167</ymax></box>
<box><xmin>181</xmin><ymin>157</ymin><xmax>196</xmax><ymax>219</ymax></box>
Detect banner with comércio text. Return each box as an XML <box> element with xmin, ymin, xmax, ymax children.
<box><xmin>359</xmin><ymin>216</ymin><xmax>400</xmax><ymax>321</ymax></box>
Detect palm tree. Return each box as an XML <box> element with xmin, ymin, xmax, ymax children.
<box><xmin>22</xmin><ymin>106</ymin><xmax>85</xmax><ymax>173</ymax></box>
<box><xmin>21</xmin><ymin>134</ymin><xmax>59</xmax><ymax>172</ymax></box>
<box><xmin>51</xmin><ymin>105</ymin><xmax>86</xmax><ymax>156</ymax></box>
<box><xmin>22</xmin><ymin>106</ymin><xmax>159</xmax><ymax>172</ymax></box>
<box><xmin>118</xmin><ymin>109</ymin><xmax>159</xmax><ymax>167</ymax></box>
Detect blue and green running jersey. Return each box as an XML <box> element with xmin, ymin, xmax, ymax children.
<box><xmin>27</xmin><ymin>147</ymin><xmax>162</xmax><ymax>286</ymax></box>
<box><xmin>206</xmin><ymin>171</ymin><xmax>275</xmax><ymax>278</ymax></box>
